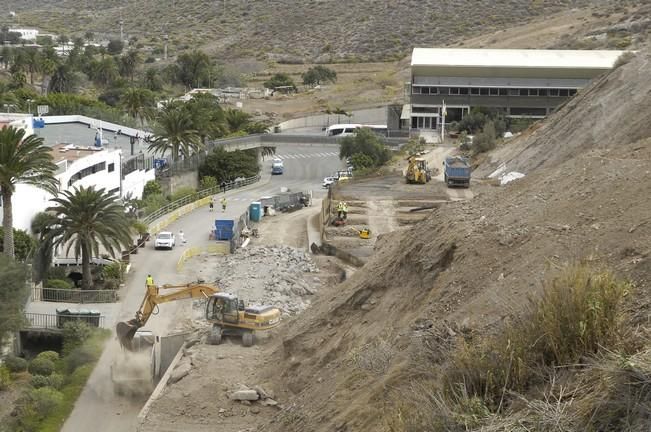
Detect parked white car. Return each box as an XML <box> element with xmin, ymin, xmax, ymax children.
<box><xmin>154</xmin><ymin>232</ymin><xmax>175</xmax><ymax>250</ymax></box>
<box><xmin>322</xmin><ymin>176</ymin><xmax>338</xmax><ymax>188</ymax></box>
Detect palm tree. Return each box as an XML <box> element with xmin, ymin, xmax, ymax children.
<box><xmin>47</xmin><ymin>186</ymin><xmax>133</xmax><ymax>290</ymax></box>
<box><xmin>0</xmin><ymin>126</ymin><xmax>58</xmax><ymax>258</ymax></box>
<box><xmin>224</xmin><ymin>108</ymin><xmax>252</xmax><ymax>133</ymax></box>
<box><xmin>121</xmin><ymin>87</ymin><xmax>154</xmax><ymax>126</ymax></box>
<box><xmin>48</xmin><ymin>63</ymin><xmax>75</xmax><ymax>93</ymax></box>
<box><xmin>149</xmin><ymin>103</ymin><xmax>202</xmax><ymax>161</ymax></box>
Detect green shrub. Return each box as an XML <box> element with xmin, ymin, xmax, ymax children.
<box><xmin>170</xmin><ymin>186</ymin><xmax>197</xmax><ymax>202</ymax></box>
<box><xmin>28</xmin><ymin>358</ymin><xmax>55</xmax><ymax>376</ymax></box>
<box><xmin>35</xmin><ymin>351</ymin><xmax>60</xmax><ymax>364</ymax></box>
<box><xmin>30</xmin><ymin>374</ymin><xmax>50</xmax><ymax>388</ymax></box>
<box><xmin>102</xmin><ymin>261</ymin><xmax>126</xmax><ymax>282</ymax></box>
<box><xmin>141</xmin><ymin>193</ymin><xmax>169</xmax><ymax>215</ymax></box>
<box><xmin>472</xmin><ymin>121</ymin><xmax>497</xmax><ymax>154</ymax></box>
<box><xmin>3</xmin><ymin>354</ymin><xmax>28</xmax><ymax>372</ymax></box>
<box><xmin>45</xmin><ymin>279</ymin><xmax>73</xmax><ymax>290</ymax></box>
<box><xmin>142</xmin><ymin>180</ymin><xmax>163</xmax><ymax>199</ymax></box>
<box><xmin>200</xmin><ymin>175</ymin><xmax>218</xmax><ymax>190</ymax></box>
<box><xmin>443</xmin><ymin>264</ymin><xmax>632</xmax><ymax>410</ymax></box>
<box><xmin>0</xmin><ymin>366</ymin><xmax>11</xmax><ymax>390</ymax></box>
<box><xmin>27</xmin><ymin>387</ymin><xmax>63</xmax><ymax>417</ymax></box>
<box><xmin>64</xmin><ymin>345</ymin><xmax>97</xmax><ymax>373</ymax></box>
<box><xmin>47</xmin><ymin>372</ymin><xmax>64</xmax><ymax>390</ymax></box>
<box><xmin>62</xmin><ymin>321</ymin><xmax>91</xmax><ymax>354</ymax></box>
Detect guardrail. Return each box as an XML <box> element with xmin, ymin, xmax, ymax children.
<box><xmin>32</xmin><ymin>287</ymin><xmax>119</xmax><ymax>304</ymax></box>
<box><xmin>24</xmin><ymin>312</ymin><xmax>106</xmax><ymax>330</ymax></box>
<box><xmin>142</xmin><ymin>174</ymin><xmax>261</xmax><ymax>226</ymax></box>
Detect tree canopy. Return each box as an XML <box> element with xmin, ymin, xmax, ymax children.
<box><xmin>199</xmin><ymin>148</ymin><xmax>260</xmax><ymax>182</ymax></box>
<box><xmin>0</xmin><ymin>255</ymin><xmax>29</xmax><ymax>339</ymax></box>
<box><xmin>263</xmin><ymin>73</ymin><xmax>296</xmax><ymax>90</ymax></box>
<box><xmin>46</xmin><ymin>186</ymin><xmax>133</xmax><ymax>290</ymax></box>
<box><xmin>339</xmin><ymin>128</ymin><xmax>391</xmax><ymax>168</ymax></box>
<box><xmin>302</xmin><ymin>65</ymin><xmax>337</xmax><ymax>86</ymax></box>
<box><xmin>0</xmin><ymin>126</ymin><xmax>58</xmax><ymax>258</ymax></box>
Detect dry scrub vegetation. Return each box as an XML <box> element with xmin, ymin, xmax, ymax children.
<box><xmin>390</xmin><ymin>264</ymin><xmax>648</xmax><ymax>432</ymax></box>
<box><xmin>2</xmin><ymin>0</ymin><xmax>647</xmax><ymax>62</ymax></box>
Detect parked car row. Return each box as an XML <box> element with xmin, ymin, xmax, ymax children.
<box><xmin>322</xmin><ymin>166</ymin><xmax>354</xmax><ymax>188</ymax></box>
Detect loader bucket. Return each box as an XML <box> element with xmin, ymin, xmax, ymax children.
<box><xmin>116</xmin><ymin>319</ymin><xmax>141</xmax><ymax>351</ymax></box>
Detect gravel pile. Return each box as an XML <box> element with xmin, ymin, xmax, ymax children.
<box><xmin>190</xmin><ymin>246</ymin><xmax>320</xmax><ymax>315</ymax></box>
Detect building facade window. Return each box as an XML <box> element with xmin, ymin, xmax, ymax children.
<box><xmin>108</xmin><ymin>163</ymin><xmax>115</xmax><ymax>172</ymax></box>
<box><xmin>68</xmin><ymin>162</ymin><xmax>107</xmax><ymax>187</ymax></box>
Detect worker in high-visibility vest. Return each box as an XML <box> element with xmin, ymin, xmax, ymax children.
<box><xmin>342</xmin><ymin>202</ymin><xmax>348</xmax><ymax>220</ymax></box>
<box><xmin>337</xmin><ymin>201</ymin><xmax>344</xmax><ymax>219</ymax></box>
<box><xmin>146</xmin><ymin>274</ymin><xmax>154</xmax><ymax>287</ymax></box>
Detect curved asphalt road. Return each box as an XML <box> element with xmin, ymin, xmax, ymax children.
<box><xmin>61</xmin><ymin>143</ymin><xmax>344</xmax><ymax>432</ymax></box>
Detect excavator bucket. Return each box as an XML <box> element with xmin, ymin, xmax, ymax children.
<box><xmin>116</xmin><ymin>319</ymin><xmax>141</xmax><ymax>351</ymax></box>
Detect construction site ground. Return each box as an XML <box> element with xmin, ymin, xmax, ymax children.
<box><xmin>137</xmin><ymin>206</ymin><xmax>345</xmax><ymax>432</ymax></box>
<box><xmin>325</xmin><ymin>145</ymin><xmax>476</xmax><ymax>260</ymax></box>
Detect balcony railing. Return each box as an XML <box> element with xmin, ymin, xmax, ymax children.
<box><xmin>24</xmin><ymin>312</ymin><xmax>106</xmax><ymax>330</ymax></box>
<box><xmin>32</xmin><ymin>287</ymin><xmax>119</xmax><ymax>304</ymax></box>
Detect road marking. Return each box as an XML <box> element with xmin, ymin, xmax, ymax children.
<box><xmin>275</xmin><ymin>152</ymin><xmax>340</xmax><ymax>160</ymax></box>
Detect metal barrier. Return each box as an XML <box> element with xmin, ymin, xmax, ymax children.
<box><xmin>33</xmin><ymin>287</ymin><xmax>118</xmax><ymax>303</ymax></box>
<box><xmin>24</xmin><ymin>312</ymin><xmax>106</xmax><ymax>330</ymax></box>
<box><xmin>142</xmin><ymin>175</ymin><xmax>261</xmax><ymax>226</ymax></box>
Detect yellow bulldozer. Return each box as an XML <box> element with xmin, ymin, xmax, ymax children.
<box><xmin>116</xmin><ymin>282</ymin><xmax>281</xmax><ymax>349</ymax></box>
<box><xmin>405</xmin><ymin>157</ymin><xmax>432</xmax><ymax>184</ymax></box>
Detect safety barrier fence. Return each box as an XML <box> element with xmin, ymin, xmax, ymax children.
<box><xmin>142</xmin><ymin>175</ymin><xmax>261</xmax><ymax>233</ymax></box>
<box><xmin>176</xmin><ymin>244</ymin><xmax>230</xmax><ymax>272</ymax></box>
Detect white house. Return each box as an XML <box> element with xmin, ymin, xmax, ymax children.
<box><xmin>1</xmin><ymin>117</ymin><xmax>155</xmax><ymax>233</ymax></box>
<box><xmin>8</xmin><ymin>28</ymin><xmax>39</xmax><ymax>41</ymax></box>
<box><xmin>0</xmin><ymin>113</ymin><xmax>34</xmax><ymax>136</ymax></box>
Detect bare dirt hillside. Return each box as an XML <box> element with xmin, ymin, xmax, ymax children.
<box><xmin>258</xmin><ymin>48</ymin><xmax>651</xmax><ymax>431</ymax></box>
<box><xmin>3</xmin><ymin>0</ymin><xmax>644</xmax><ymax>61</ymax></box>
<box><xmin>478</xmin><ymin>48</ymin><xmax>651</xmax><ymax>177</ymax></box>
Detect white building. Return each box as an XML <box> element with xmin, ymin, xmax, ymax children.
<box><xmin>0</xmin><ymin>113</ymin><xmax>34</xmax><ymax>136</ymax></box>
<box><xmin>9</xmin><ymin>28</ymin><xmax>39</xmax><ymax>41</ymax></box>
<box><xmin>1</xmin><ymin>115</ymin><xmax>155</xmax><ymax>233</ymax></box>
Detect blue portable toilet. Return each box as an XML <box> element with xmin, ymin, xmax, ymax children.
<box><xmin>249</xmin><ymin>202</ymin><xmax>262</xmax><ymax>222</ymax></box>
<box><xmin>214</xmin><ymin>220</ymin><xmax>235</xmax><ymax>240</ymax></box>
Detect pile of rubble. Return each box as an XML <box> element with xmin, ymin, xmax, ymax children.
<box><xmin>191</xmin><ymin>246</ymin><xmax>321</xmax><ymax>315</ymax></box>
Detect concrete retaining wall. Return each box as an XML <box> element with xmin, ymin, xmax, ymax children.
<box><xmin>277</xmin><ymin>107</ymin><xmax>388</xmax><ymax>130</ymax></box>
<box><xmin>158</xmin><ymin>171</ymin><xmax>199</xmax><ymax>196</ymax></box>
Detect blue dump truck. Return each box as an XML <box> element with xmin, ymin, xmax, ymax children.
<box><xmin>271</xmin><ymin>158</ymin><xmax>284</xmax><ymax>175</ymax></box>
<box><xmin>443</xmin><ymin>156</ymin><xmax>471</xmax><ymax>188</ymax></box>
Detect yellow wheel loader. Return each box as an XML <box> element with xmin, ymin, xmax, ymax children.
<box><xmin>405</xmin><ymin>157</ymin><xmax>432</xmax><ymax>184</ymax></box>
<box><xmin>116</xmin><ymin>282</ymin><xmax>281</xmax><ymax>350</ymax></box>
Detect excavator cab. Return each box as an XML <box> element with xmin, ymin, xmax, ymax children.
<box><xmin>206</xmin><ymin>293</ymin><xmax>241</xmax><ymax>324</ymax></box>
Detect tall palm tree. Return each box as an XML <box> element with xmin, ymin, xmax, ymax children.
<box><xmin>149</xmin><ymin>103</ymin><xmax>202</xmax><ymax>162</ymax></box>
<box><xmin>224</xmin><ymin>108</ymin><xmax>252</xmax><ymax>133</ymax></box>
<box><xmin>47</xmin><ymin>186</ymin><xmax>133</xmax><ymax>290</ymax></box>
<box><xmin>121</xmin><ymin>87</ymin><xmax>154</xmax><ymax>126</ymax></box>
<box><xmin>0</xmin><ymin>126</ymin><xmax>58</xmax><ymax>259</ymax></box>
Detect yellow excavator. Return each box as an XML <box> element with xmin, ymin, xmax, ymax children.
<box><xmin>405</xmin><ymin>157</ymin><xmax>432</xmax><ymax>184</ymax></box>
<box><xmin>116</xmin><ymin>282</ymin><xmax>282</xmax><ymax>350</ymax></box>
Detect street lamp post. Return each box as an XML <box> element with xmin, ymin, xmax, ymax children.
<box><xmin>27</xmin><ymin>99</ymin><xmax>34</xmax><ymax>114</ymax></box>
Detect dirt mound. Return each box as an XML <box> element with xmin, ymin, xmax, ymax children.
<box><xmin>479</xmin><ymin>48</ymin><xmax>651</xmax><ymax>177</ymax></box>
<box><xmin>263</xmin><ymin>49</ymin><xmax>651</xmax><ymax>431</ymax></box>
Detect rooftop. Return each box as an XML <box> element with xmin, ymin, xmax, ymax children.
<box><xmin>50</xmin><ymin>143</ymin><xmax>109</xmax><ymax>163</ymax></box>
<box><xmin>411</xmin><ymin>48</ymin><xmax>627</xmax><ymax>69</ymax></box>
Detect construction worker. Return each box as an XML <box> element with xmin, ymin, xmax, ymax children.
<box><xmin>209</xmin><ymin>196</ymin><xmax>214</xmax><ymax>212</ymax></box>
<box><xmin>146</xmin><ymin>274</ymin><xmax>154</xmax><ymax>287</ymax></box>
<box><xmin>337</xmin><ymin>201</ymin><xmax>344</xmax><ymax>219</ymax></box>
<box><xmin>342</xmin><ymin>202</ymin><xmax>348</xmax><ymax>220</ymax></box>
<box><xmin>221</xmin><ymin>197</ymin><xmax>227</xmax><ymax>212</ymax></box>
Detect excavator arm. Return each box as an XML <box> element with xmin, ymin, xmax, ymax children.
<box><xmin>116</xmin><ymin>283</ymin><xmax>219</xmax><ymax>350</ymax></box>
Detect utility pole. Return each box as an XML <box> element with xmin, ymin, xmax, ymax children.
<box><xmin>119</xmin><ymin>7</ymin><xmax>124</xmax><ymax>42</ymax></box>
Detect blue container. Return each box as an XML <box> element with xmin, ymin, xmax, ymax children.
<box><xmin>249</xmin><ymin>202</ymin><xmax>262</xmax><ymax>222</ymax></box>
<box><xmin>214</xmin><ymin>220</ymin><xmax>235</xmax><ymax>241</ymax></box>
